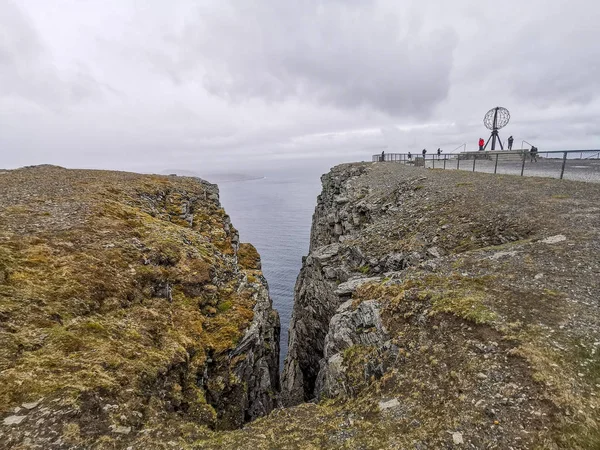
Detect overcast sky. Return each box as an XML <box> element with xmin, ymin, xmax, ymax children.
<box><xmin>1</xmin><ymin>0</ymin><xmax>599</xmax><ymax>174</ymax></box>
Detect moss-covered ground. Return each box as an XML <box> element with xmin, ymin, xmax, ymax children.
<box><xmin>0</xmin><ymin>166</ymin><xmax>270</xmax><ymax>447</ymax></box>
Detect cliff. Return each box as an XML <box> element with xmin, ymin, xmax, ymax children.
<box><xmin>272</xmin><ymin>162</ymin><xmax>598</xmax><ymax>449</ymax></box>
<box><xmin>0</xmin><ymin>166</ymin><xmax>280</xmax><ymax>449</ymax></box>
<box><xmin>3</xmin><ymin>163</ymin><xmax>600</xmax><ymax>449</ymax></box>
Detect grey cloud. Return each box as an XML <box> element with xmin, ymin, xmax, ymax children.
<box><xmin>509</xmin><ymin>21</ymin><xmax>600</xmax><ymax>106</ymax></box>
<box><xmin>2</xmin><ymin>0</ymin><xmax>600</xmax><ymax>174</ymax></box>
<box><xmin>174</xmin><ymin>1</ymin><xmax>459</xmax><ymax>117</ymax></box>
<box><xmin>0</xmin><ymin>1</ymin><xmax>105</xmax><ymax>110</ymax></box>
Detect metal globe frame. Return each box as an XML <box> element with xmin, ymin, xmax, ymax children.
<box><xmin>482</xmin><ymin>106</ymin><xmax>510</xmax><ymax>150</ymax></box>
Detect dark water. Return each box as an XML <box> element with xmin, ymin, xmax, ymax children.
<box><xmin>218</xmin><ymin>171</ymin><xmax>323</xmax><ymax>368</ymax></box>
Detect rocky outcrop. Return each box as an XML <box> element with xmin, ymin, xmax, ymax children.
<box><xmin>315</xmin><ymin>299</ymin><xmax>389</xmax><ymax>398</ymax></box>
<box><xmin>281</xmin><ymin>165</ymin><xmax>373</xmax><ymax>404</ymax></box>
<box><xmin>0</xmin><ymin>166</ymin><xmax>279</xmax><ymax>448</ymax></box>
<box><xmin>272</xmin><ymin>162</ymin><xmax>600</xmax><ymax>449</ymax></box>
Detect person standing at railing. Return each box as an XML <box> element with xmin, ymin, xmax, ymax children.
<box><xmin>422</xmin><ymin>149</ymin><xmax>427</xmax><ymax>159</ymax></box>
<box><xmin>508</xmin><ymin>136</ymin><xmax>514</xmax><ymax>150</ymax></box>
<box><xmin>408</xmin><ymin>151</ymin><xmax>412</xmax><ymax>160</ymax></box>
<box><xmin>381</xmin><ymin>150</ymin><xmax>385</xmax><ymax>162</ymax></box>
<box><xmin>530</xmin><ymin>146</ymin><xmax>538</xmax><ymax>162</ymax></box>
<box><xmin>437</xmin><ymin>148</ymin><xmax>442</xmax><ymax>160</ymax></box>
<box><xmin>478</xmin><ymin>138</ymin><xmax>484</xmax><ymax>151</ymax></box>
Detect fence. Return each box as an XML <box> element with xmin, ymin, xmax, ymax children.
<box><xmin>372</xmin><ymin>150</ymin><xmax>600</xmax><ymax>183</ymax></box>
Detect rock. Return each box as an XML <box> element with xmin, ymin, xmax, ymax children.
<box><xmin>110</xmin><ymin>425</ymin><xmax>132</xmax><ymax>434</ymax></box>
<box><xmin>427</xmin><ymin>246</ymin><xmax>443</xmax><ymax>258</ymax></box>
<box><xmin>334</xmin><ymin>277</ymin><xmax>381</xmax><ymax>296</ymax></box>
<box><xmin>452</xmin><ymin>431</ymin><xmax>464</xmax><ymax>445</ymax></box>
<box><xmin>3</xmin><ymin>415</ymin><xmax>27</xmax><ymax>425</ymax></box>
<box><xmin>334</xmin><ymin>223</ymin><xmax>343</xmax><ymax>236</ymax></box>
<box><xmin>312</xmin><ymin>244</ymin><xmax>340</xmax><ymax>263</ymax></box>
<box><xmin>384</xmin><ymin>253</ymin><xmax>406</xmax><ymax>271</ymax></box>
<box><xmin>541</xmin><ymin>234</ymin><xmax>566</xmax><ymax>244</ymax></box>
<box><xmin>324</xmin><ymin>267</ymin><xmax>337</xmax><ymax>279</ymax></box>
<box><xmin>405</xmin><ymin>252</ymin><xmax>423</xmax><ymax>266</ymax></box>
<box><xmin>378</xmin><ymin>398</ymin><xmax>400</xmax><ymax>410</ymax></box>
<box><xmin>316</xmin><ymin>300</ymin><xmax>388</xmax><ymax>397</ymax></box>
<box><xmin>21</xmin><ymin>400</ymin><xmax>41</xmax><ymax>410</ymax></box>
<box><xmin>489</xmin><ymin>251</ymin><xmax>518</xmax><ymax>260</ymax></box>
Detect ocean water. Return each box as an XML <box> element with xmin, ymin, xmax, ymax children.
<box><xmin>218</xmin><ymin>170</ymin><xmax>324</xmax><ymax>368</ymax></box>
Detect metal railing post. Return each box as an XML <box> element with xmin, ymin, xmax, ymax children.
<box><xmin>457</xmin><ymin>156</ymin><xmax>460</xmax><ymax>170</ymax></box>
<box><xmin>432</xmin><ymin>155</ymin><xmax>435</xmax><ymax>169</ymax></box>
<box><xmin>560</xmin><ymin>152</ymin><xmax>567</xmax><ymax>179</ymax></box>
<box><xmin>494</xmin><ymin>153</ymin><xmax>499</xmax><ymax>174</ymax></box>
<box><xmin>443</xmin><ymin>155</ymin><xmax>447</xmax><ymax>170</ymax></box>
<box><xmin>472</xmin><ymin>156</ymin><xmax>476</xmax><ymax>172</ymax></box>
<box><xmin>521</xmin><ymin>151</ymin><xmax>526</xmax><ymax>176</ymax></box>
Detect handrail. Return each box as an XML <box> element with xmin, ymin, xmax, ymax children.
<box><xmin>584</xmin><ymin>151</ymin><xmax>600</xmax><ymax>160</ymax></box>
<box><xmin>374</xmin><ymin>149</ymin><xmax>600</xmax><ymax>157</ymax></box>
<box><xmin>522</xmin><ymin>140</ymin><xmax>534</xmax><ymax>149</ymax></box>
<box><xmin>371</xmin><ymin>149</ymin><xmax>600</xmax><ymax>181</ymax></box>
<box><xmin>449</xmin><ymin>143</ymin><xmax>466</xmax><ymax>153</ymax></box>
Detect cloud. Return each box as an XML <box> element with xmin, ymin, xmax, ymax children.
<box><xmin>169</xmin><ymin>0</ymin><xmax>459</xmax><ymax>117</ymax></box>
<box><xmin>2</xmin><ymin>0</ymin><xmax>600</xmax><ymax>173</ymax></box>
<box><xmin>0</xmin><ymin>0</ymin><xmax>104</xmax><ymax>110</ymax></box>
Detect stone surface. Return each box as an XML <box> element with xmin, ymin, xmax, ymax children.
<box><xmin>334</xmin><ymin>277</ymin><xmax>381</xmax><ymax>296</ymax></box>
<box><xmin>21</xmin><ymin>400</ymin><xmax>41</xmax><ymax>410</ymax></box>
<box><xmin>541</xmin><ymin>234</ymin><xmax>567</xmax><ymax>244</ymax></box>
<box><xmin>452</xmin><ymin>431</ymin><xmax>464</xmax><ymax>445</ymax></box>
<box><xmin>110</xmin><ymin>425</ymin><xmax>132</xmax><ymax>435</ymax></box>
<box><xmin>3</xmin><ymin>415</ymin><xmax>26</xmax><ymax>426</ymax></box>
<box><xmin>378</xmin><ymin>398</ymin><xmax>400</xmax><ymax>410</ymax></box>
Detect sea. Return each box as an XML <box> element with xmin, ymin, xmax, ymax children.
<box><xmin>217</xmin><ymin>168</ymin><xmax>326</xmax><ymax>368</ymax></box>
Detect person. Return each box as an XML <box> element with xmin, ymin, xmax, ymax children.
<box><xmin>407</xmin><ymin>151</ymin><xmax>412</xmax><ymax>160</ymax></box>
<box><xmin>422</xmin><ymin>149</ymin><xmax>427</xmax><ymax>160</ymax></box>
<box><xmin>530</xmin><ymin>146</ymin><xmax>538</xmax><ymax>162</ymax></box>
<box><xmin>508</xmin><ymin>136</ymin><xmax>514</xmax><ymax>150</ymax></box>
<box><xmin>478</xmin><ymin>138</ymin><xmax>485</xmax><ymax>151</ymax></box>
<box><xmin>437</xmin><ymin>148</ymin><xmax>442</xmax><ymax>159</ymax></box>
<box><xmin>381</xmin><ymin>150</ymin><xmax>385</xmax><ymax>162</ymax></box>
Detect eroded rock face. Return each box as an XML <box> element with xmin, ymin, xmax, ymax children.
<box><xmin>315</xmin><ymin>299</ymin><xmax>388</xmax><ymax>398</ymax></box>
<box><xmin>0</xmin><ymin>166</ymin><xmax>280</xmax><ymax>448</ymax></box>
<box><xmin>282</xmin><ymin>164</ymin><xmax>376</xmax><ymax>404</ymax></box>
<box><xmin>203</xmin><ymin>163</ymin><xmax>600</xmax><ymax>449</ymax></box>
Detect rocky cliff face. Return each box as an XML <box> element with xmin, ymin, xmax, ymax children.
<box><xmin>281</xmin><ymin>164</ymin><xmax>371</xmax><ymax>404</ymax></box>
<box><xmin>0</xmin><ymin>166</ymin><xmax>279</xmax><ymax>449</ymax></box>
<box><xmin>272</xmin><ymin>162</ymin><xmax>600</xmax><ymax>449</ymax></box>
<box><xmin>3</xmin><ymin>163</ymin><xmax>600</xmax><ymax>449</ymax></box>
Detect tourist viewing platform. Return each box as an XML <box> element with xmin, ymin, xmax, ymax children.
<box><xmin>372</xmin><ymin>149</ymin><xmax>600</xmax><ymax>183</ymax></box>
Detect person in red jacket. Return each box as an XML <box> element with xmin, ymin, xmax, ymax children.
<box><xmin>479</xmin><ymin>138</ymin><xmax>485</xmax><ymax>151</ymax></box>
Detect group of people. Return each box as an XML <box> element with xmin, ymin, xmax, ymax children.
<box><xmin>478</xmin><ymin>135</ymin><xmax>515</xmax><ymax>151</ymax></box>
<box><xmin>403</xmin><ymin>148</ymin><xmax>443</xmax><ymax>161</ymax></box>
<box><xmin>380</xmin><ymin>137</ymin><xmax>538</xmax><ymax>162</ymax></box>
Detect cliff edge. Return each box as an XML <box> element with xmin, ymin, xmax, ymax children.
<box><xmin>0</xmin><ymin>166</ymin><xmax>280</xmax><ymax>449</ymax></box>
<box><xmin>268</xmin><ymin>162</ymin><xmax>598</xmax><ymax>448</ymax></box>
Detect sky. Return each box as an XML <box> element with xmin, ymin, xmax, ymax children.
<box><xmin>1</xmin><ymin>0</ymin><xmax>599</xmax><ymax>175</ymax></box>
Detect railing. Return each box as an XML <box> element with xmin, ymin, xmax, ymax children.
<box><xmin>372</xmin><ymin>150</ymin><xmax>600</xmax><ymax>182</ymax></box>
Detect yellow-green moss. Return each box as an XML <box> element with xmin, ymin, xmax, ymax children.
<box><xmin>237</xmin><ymin>243</ymin><xmax>261</xmax><ymax>270</ymax></box>
<box><xmin>0</xmin><ymin>168</ymin><xmax>261</xmax><ymax>438</ymax></box>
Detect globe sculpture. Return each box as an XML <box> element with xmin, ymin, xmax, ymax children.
<box><xmin>482</xmin><ymin>106</ymin><xmax>510</xmax><ymax>150</ymax></box>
